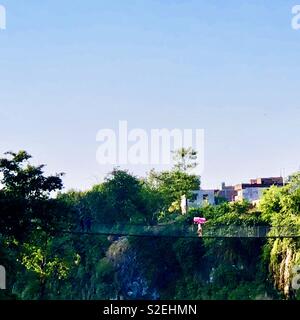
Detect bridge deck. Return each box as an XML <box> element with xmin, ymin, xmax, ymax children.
<box><xmin>64</xmin><ymin>224</ymin><xmax>300</xmax><ymax>238</ymax></box>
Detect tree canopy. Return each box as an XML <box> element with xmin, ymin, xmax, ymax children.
<box><xmin>1</xmin><ymin>151</ymin><xmax>300</xmax><ymax>300</ymax></box>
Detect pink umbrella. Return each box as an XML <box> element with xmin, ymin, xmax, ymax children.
<box><xmin>193</xmin><ymin>217</ymin><xmax>207</xmax><ymax>224</ymax></box>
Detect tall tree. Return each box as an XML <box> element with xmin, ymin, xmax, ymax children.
<box><xmin>0</xmin><ymin>151</ymin><xmax>64</xmax><ymax>238</ymax></box>
<box><xmin>148</xmin><ymin>169</ymin><xmax>200</xmax><ymax>213</ymax></box>
<box><xmin>172</xmin><ymin>147</ymin><xmax>198</xmax><ymax>172</ymax></box>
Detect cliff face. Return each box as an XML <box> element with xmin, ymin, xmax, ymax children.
<box><xmin>269</xmin><ymin>238</ymin><xmax>300</xmax><ymax>299</ymax></box>
<box><xmin>106</xmin><ymin>237</ymin><xmax>159</xmax><ymax>300</ymax></box>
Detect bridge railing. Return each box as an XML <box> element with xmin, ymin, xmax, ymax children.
<box><xmin>73</xmin><ymin>223</ymin><xmax>300</xmax><ymax>238</ymax></box>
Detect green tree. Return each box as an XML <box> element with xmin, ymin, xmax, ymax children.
<box><xmin>172</xmin><ymin>147</ymin><xmax>198</xmax><ymax>172</ymax></box>
<box><xmin>147</xmin><ymin>169</ymin><xmax>200</xmax><ymax>214</ymax></box>
<box><xmin>0</xmin><ymin>151</ymin><xmax>63</xmax><ymax>200</ymax></box>
<box><xmin>99</xmin><ymin>168</ymin><xmax>163</xmax><ymax>224</ymax></box>
<box><xmin>0</xmin><ymin>151</ymin><xmax>64</xmax><ymax>238</ymax></box>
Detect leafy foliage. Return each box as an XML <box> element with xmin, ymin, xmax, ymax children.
<box><xmin>1</xmin><ymin>151</ymin><xmax>300</xmax><ymax>300</ymax></box>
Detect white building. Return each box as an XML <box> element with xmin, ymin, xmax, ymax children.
<box><xmin>235</xmin><ymin>187</ymin><xmax>267</xmax><ymax>204</ymax></box>
<box><xmin>188</xmin><ymin>189</ymin><xmax>216</xmax><ymax>207</ymax></box>
<box><xmin>234</xmin><ymin>177</ymin><xmax>283</xmax><ymax>205</ymax></box>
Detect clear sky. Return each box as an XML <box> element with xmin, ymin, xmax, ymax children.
<box><xmin>0</xmin><ymin>0</ymin><xmax>300</xmax><ymax>191</ymax></box>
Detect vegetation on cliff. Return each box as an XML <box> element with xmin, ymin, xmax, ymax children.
<box><xmin>0</xmin><ymin>151</ymin><xmax>300</xmax><ymax>300</ymax></box>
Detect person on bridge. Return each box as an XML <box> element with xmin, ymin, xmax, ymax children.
<box><xmin>85</xmin><ymin>217</ymin><xmax>92</xmax><ymax>232</ymax></box>
<box><xmin>80</xmin><ymin>218</ymin><xmax>85</xmax><ymax>232</ymax></box>
<box><xmin>197</xmin><ymin>223</ymin><xmax>203</xmax><ymax>237</ymax></box>
<box><xmin>193</xmin><ymin>217</ymin><xmax>206</xmax><ymax>237</ymax></box>
<box><xmin>80</xmin><ymin>216</ymin><xmax>92</xmax><ymax>232</ymax></box>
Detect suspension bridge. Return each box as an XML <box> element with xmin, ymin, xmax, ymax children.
<box><xmin>61</xmin><ymin>223</ymin><xmax>300</xmax><ymax>239</ymax></box>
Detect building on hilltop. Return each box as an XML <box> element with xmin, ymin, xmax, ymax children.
<box><xmin>187</xmin><ymin>177</ymin><xmax>284</xmax><ymax>208</ymax></box>
<box><xmin>234</xmin><ymin>177</ymin><xmax>284</xmax><ymax>204</ymax></box>
<box><xmin>188</xmin><ymin>189</ymin><xmax>216</xmax><ymax>207</ymax></box>
<box><xmin>216</xmin><ymin>182</ymin><xmax>236</xmax><ymax>202</ymax></box>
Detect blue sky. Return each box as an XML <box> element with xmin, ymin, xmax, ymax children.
<box><xmin>0</xmin><ymin>0</ymin><xmax>300</xmax><ymax>190</ymax></box>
